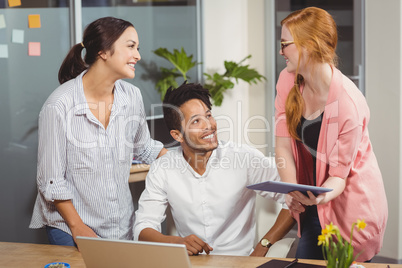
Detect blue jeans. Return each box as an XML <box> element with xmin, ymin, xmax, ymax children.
<box><xmin>46</xmin><ymin>226</ymin><xmax>76</xmax><ymax>247</ymax></box>
<box><xmin>295</xmin><ymin>206</ymin><xmax>324</xmax><ymax>260</ymax></box>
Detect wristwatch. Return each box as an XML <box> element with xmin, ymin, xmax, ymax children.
<box><xmin>260</xmin><ymin>238</ymin><xmax>272</xmax><ymax>248</ymax></box>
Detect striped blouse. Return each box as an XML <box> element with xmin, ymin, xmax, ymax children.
<box><xmin>29</xmin><ymin>71</ymin><xmax>163</xmax><ymax>240</ymax></box>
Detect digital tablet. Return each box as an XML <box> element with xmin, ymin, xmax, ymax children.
<box><xmin>247</xmin><ymin>180</ymin><xmax>332</xmax><ymax>195</ymax></box>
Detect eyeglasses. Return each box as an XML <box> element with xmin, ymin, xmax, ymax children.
<box><xmin>280</xmin><ymin>41</ymin><xmax>295</xmax><ymax>51</ymax></box>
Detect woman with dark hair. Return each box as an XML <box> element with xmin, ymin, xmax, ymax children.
<box><xmin>274</xmin><ymin>7</ymin><xmax>387</xmax><ymax>262</ymax></box>
<box><xmin>29</xmin><ymin>16</ymin><xmax>167</xmax><ymax>246</ymax></box>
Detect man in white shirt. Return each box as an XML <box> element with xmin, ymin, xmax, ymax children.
<box><xmin>134</xmin><ymin>83</ymin><xmax>295</xmax><ymax>256</ymax></box>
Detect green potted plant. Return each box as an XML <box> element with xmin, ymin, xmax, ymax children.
<box><xmin>318</xmin><ymin>219</ymin><xmax>367</xmax><ymax>268</ymax></box>
<box><xmin>153</xmin><ymin>47</ymin><xmax>266</xmax><ymax>106</ymax></box>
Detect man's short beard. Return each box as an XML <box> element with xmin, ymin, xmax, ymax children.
<box><xmin>182</xmin><ymin>131</ymin><xmax>218</xmax><ymax>153</ymax></box>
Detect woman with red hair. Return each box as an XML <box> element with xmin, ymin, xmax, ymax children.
<box><xmin>275</xmin><ymin>7</ymin><xmax>387</xmax><ymax>262</ymax></box>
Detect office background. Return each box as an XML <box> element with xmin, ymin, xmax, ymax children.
<box><xmin>0</xmin><ymin>0</ymin><xmax>400</xmax><ymax>263</ymax></box>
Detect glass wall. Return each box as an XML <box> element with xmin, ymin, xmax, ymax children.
<box><xmin>81</xmin><ymin>0</ymin><xmax>199</xmax><ymax>115</ymax></box>
<box><xmin>0</xmin><ymin>3</ymin><xmax>71</xmax><ymax>244</ymax></box>
<box><xmin>0</xmin><ymin>0</ymin><xmax>199</xmax><ymax>244</ymax></box>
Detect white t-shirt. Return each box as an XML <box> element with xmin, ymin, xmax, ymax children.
<box><xmin>134</xmin><ymin>141</ymin><xmax>285</xmax><ymax>256</ymax></box>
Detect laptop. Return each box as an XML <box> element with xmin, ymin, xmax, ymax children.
<box><xmin>76</xmin><ymin>236</ymin><xmax>191</xmax><ymax>268</ymax></box>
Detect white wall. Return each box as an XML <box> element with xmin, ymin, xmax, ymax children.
<box><xmin>202</xmin><ymin>0</ymin><xmax>250</xmax><ymax>144</ymax></box>
<box><xmin>202</xmin><ymin>0</ymin><xmax>282</xmax><ymax>246</ymax></box>
<box><xmin>366</xmin><ymin>0</ymin><xmax>402</xmax><ymax>261</ymax></box>
<box><xmin>247</xmin><ymin>0</ymin><xmax>285</xmax><ymax>244</ymax></box>
<box><xmin>247</xmin><ymin>0</ymin><xmax>271</xmax><ymax>156</ymax></box>
<box><xmin>202</xmin><ymin>0</ymin><xmax>274</xmax><ymax>152</ymax></box>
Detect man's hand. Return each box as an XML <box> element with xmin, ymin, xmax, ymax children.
<box><xmin>250</xmin><ymin>243</ymin><xmax>269</xmax><ymax>257</ymax></box>
<box><xmin>285</xmin><ymin>192</ymin><xmax>306</xmax><ymax>214</ymax></box>
<box><xmin>252</xmin><ymin>209</ymin><xmax>296</xmax><ymax>257</ymax></box>
<box><xmin>139</xmin><ymin>228</ymin><xmax>212</xmax><ymax>256</ymax></box>
<box><xmin>176</xmin><ymin>234</ymin><xmax>213</xmax><ymax>256</ymax></box>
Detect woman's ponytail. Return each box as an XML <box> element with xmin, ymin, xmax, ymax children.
<box><xmin>285</xmin><ymin>74</ymin><xmax>304</xmax><ymax>140</ymax></box>
<box><xmin>58</xmin><ymin>43</ymin><xmax>87</xmax><ymax>84</ymax></box>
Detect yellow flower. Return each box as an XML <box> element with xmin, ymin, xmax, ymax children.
<box><xmin>317</xmin><ymin>234</ymin><xmax>327</xmax><ymax>246</ymax></box>
<box><xmin>319</xmin><ymin>223</ymin><xmax>337</xmax><ymax>247</ymax></box>
<box><xmin>324</xmin><ymin>222</ymin><xmax>337</xmax><ymax>236</ymax></box>
<box><xmin>356</xmin><ymin>219</ymin><xmax>366</xmax><ymax>230</ymax></box>
<box><xmin>319</xmin><ymin>219</ymin><xmax>366</xmax><ymax>267</ymax></box>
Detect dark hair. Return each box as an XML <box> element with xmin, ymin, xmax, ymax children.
<box><xmin>163</xmin><ymin>82</ymin><xmax>212</xmax><ymax>131</ymax></box>
<box><xmin>58</xmin><ymin>16</ymin><xmax>134</xmax><ymax>84</ymax></box>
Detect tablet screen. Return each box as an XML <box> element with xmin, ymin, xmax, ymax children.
<box><xmin>247</xmin><ymin>180</ymin><xmax>332</xmax><ymax>195</ymax></box>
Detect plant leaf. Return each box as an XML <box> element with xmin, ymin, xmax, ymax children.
<box><xmin>155</xmin><ymin>68</ymin><xmax>180</xmax><ymax>100</ymax></box>
<box><xmin>204</xmin><ymin>72</ymin><xmax>235</xmax><ymax>106</ymax></box>
<box><xmin>223</xmin><ymin>55</ymin><xmax>266</xmax><ymax>84</ymax></box>
<box><xmin>231</xmin><ymin>65</ymin><xmax>266</xmax><ymax>84</ymax></box>
<box><xmin>154</xmin><ymin>49</ymin><xmax>265</xmax><ymax>106</ymax></box>
<box><xmin>153</xmin><ymin>47</ymin><xmax>198</xmax><ymax>80</ymax></box>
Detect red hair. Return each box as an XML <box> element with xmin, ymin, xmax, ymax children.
<box><xmin>281</xmin><ymin>7</ymin><xmax>338</xmax><ymax>140</ymax></box>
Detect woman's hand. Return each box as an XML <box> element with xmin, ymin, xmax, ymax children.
<box><xmin>285</xmin><ymin>193</ymin><xmax>306</xmax><ymax>214</ymax></box>
<box><xmin>288</xmin><ymin>191</ymin><xmax>326</xmax><ymax>208</ymax></box>
<box><xmin>70</xmin><ymin>223</ymin><xmax>98</xmax><ymax>249</ymax></box>
<box><xmin>53</xmin><ymin>200</ymin><xmax>97</xmax><ymax>250</ymax></box>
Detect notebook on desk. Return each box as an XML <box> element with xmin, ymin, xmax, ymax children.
<box><xmin>257</xmin><ymin>259</ymin><xmax>325</xmax><ymax>268</ymax></box>
<box><xmin>76</xmin><ymin>236</ymin><xmax>191</xmax><ymax>268</ymax></box>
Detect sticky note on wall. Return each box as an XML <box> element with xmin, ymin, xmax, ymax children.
<box><xmin>0</xmin><ymin>44</ymin><xmax>8</xmax><ymax>58</ymax></box>
<box><xmin>0</xmin><ymin>14</ymin><xmax>6</xmax><ymax>29</ymax></box>
<box><xmin>28</xmin><ymin>42</ymin><xmax>40</xmax><ymax>56</ymax></box>
<box><xmin>8</xmin><ymin>0</ymin><xmax>21</xmax><ymax>7</ymax></box>
<box><xmin>28</xmin><ymin>14</ymin><xmax>41</xmax><ymax>28</ymax></box>
<box><xmin>12</xmin><ymin>29</ymin><xmax>24</xmax><ymax>44</ymax></box>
